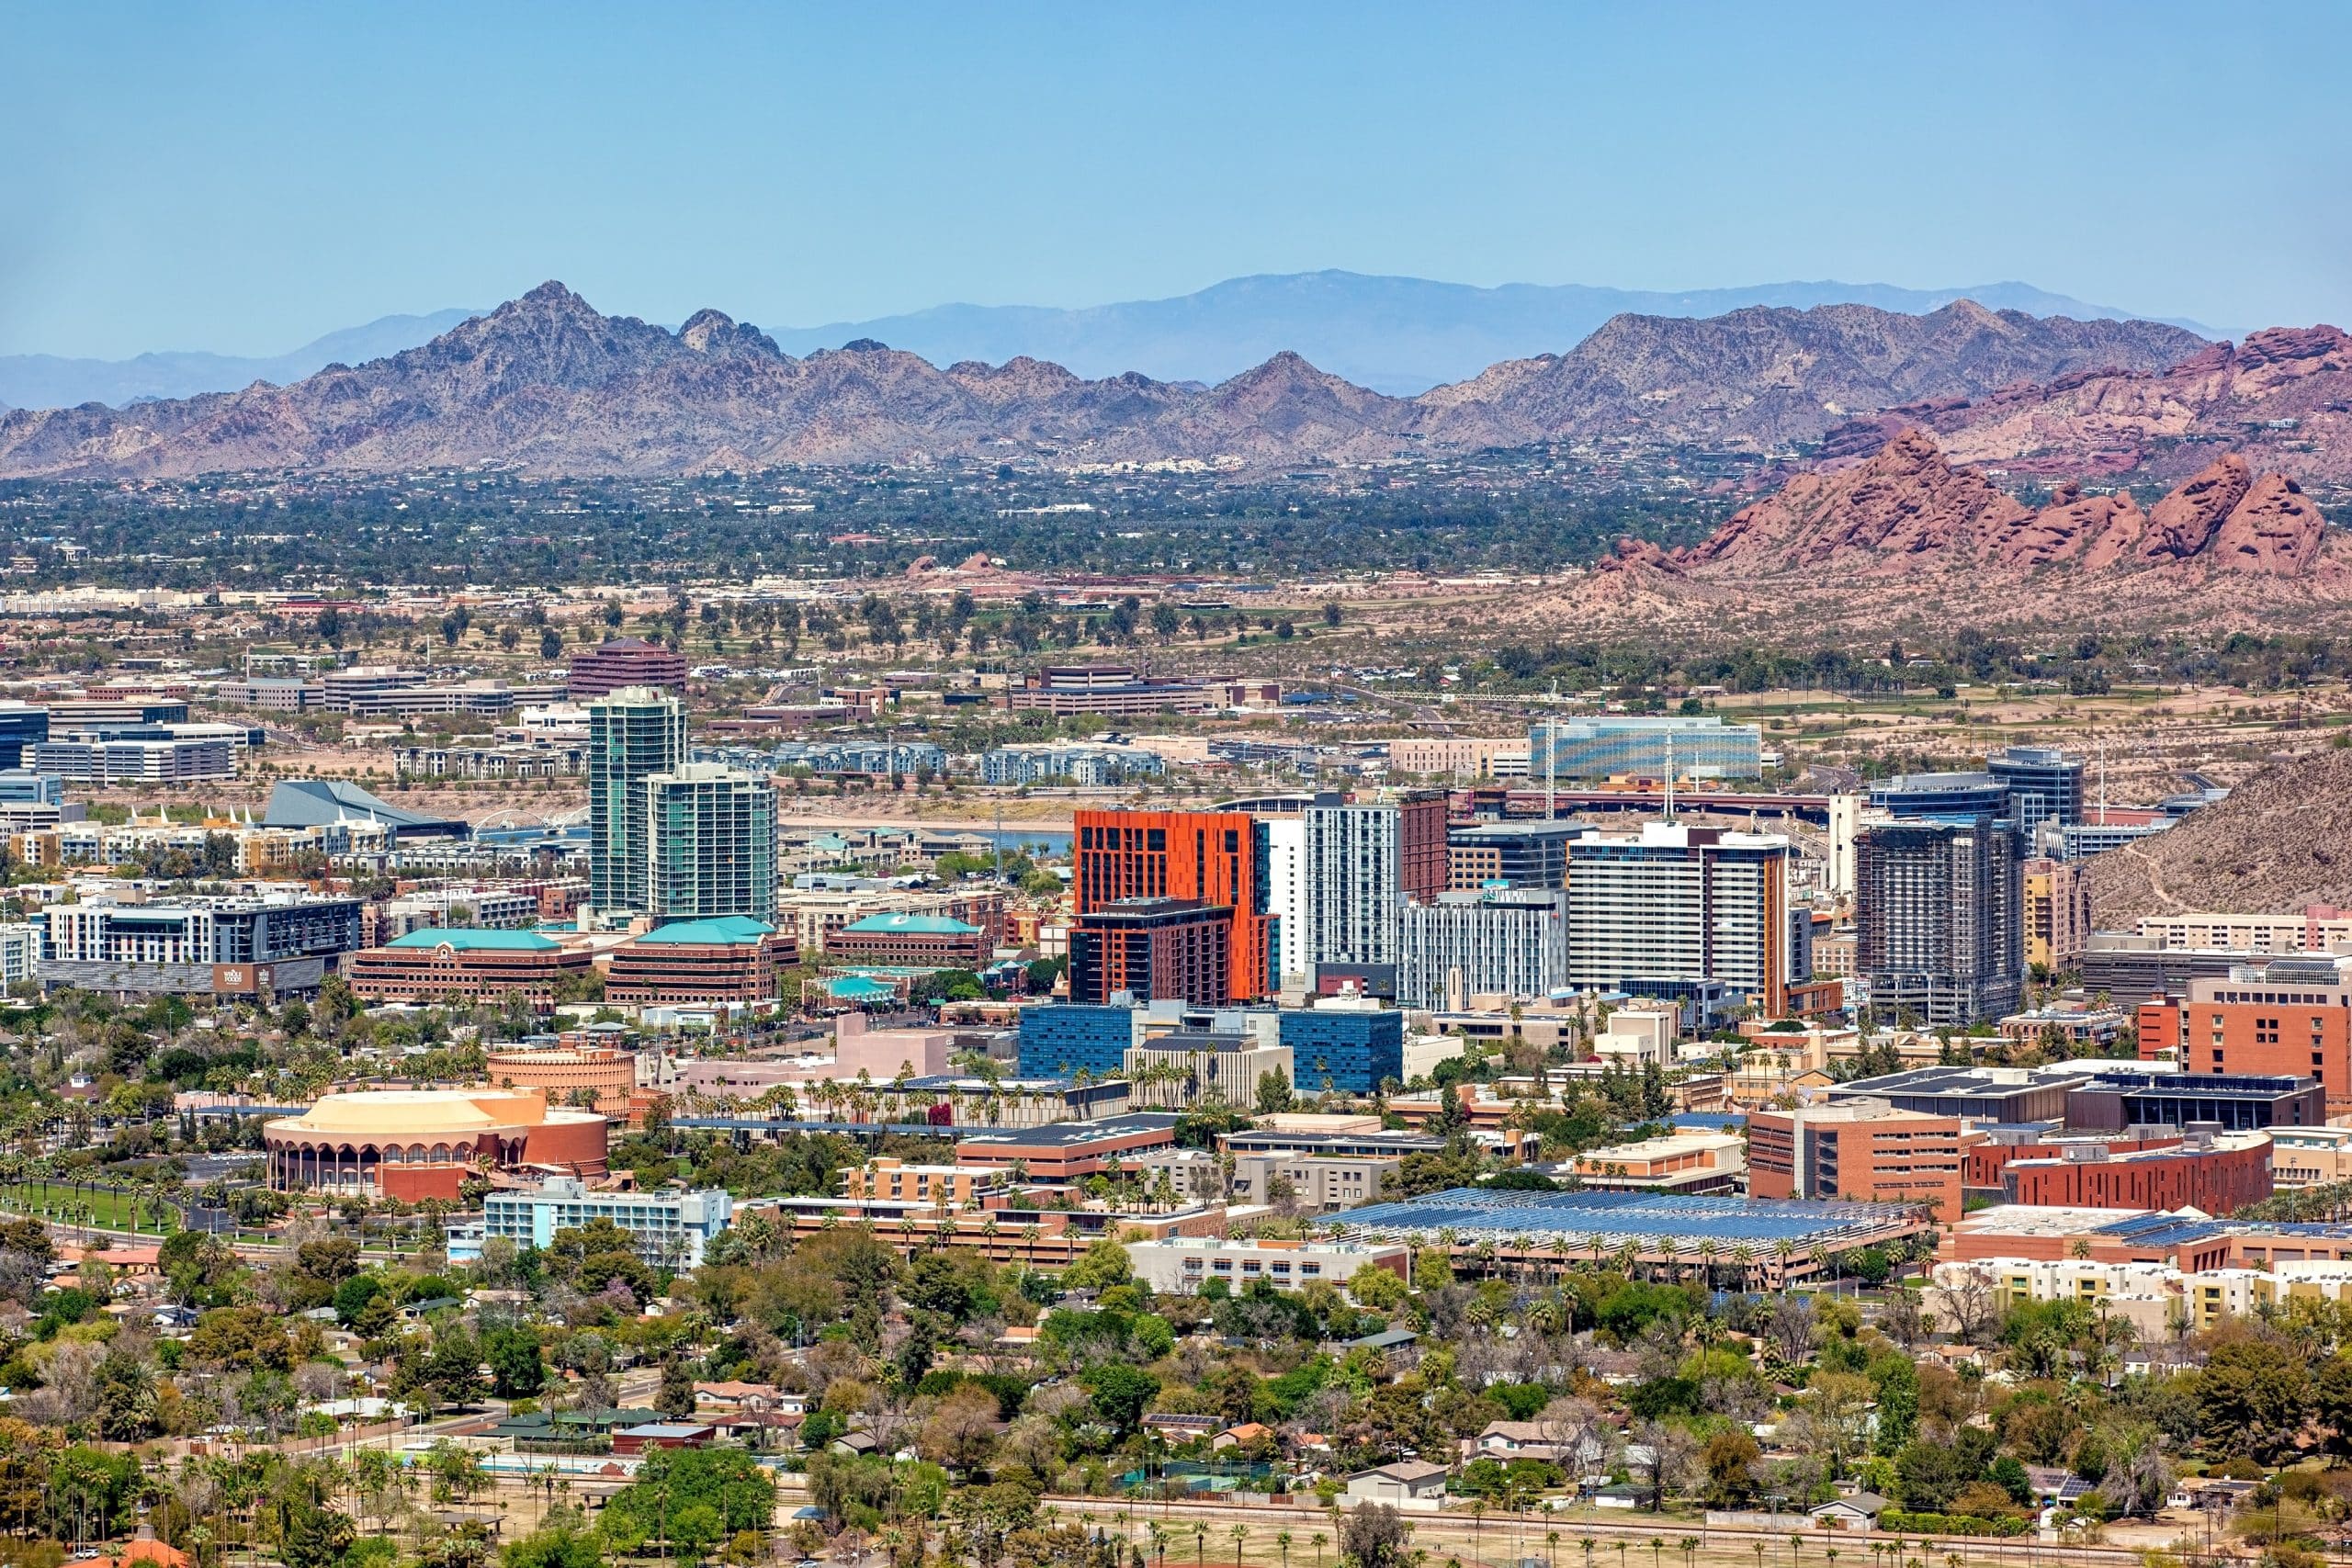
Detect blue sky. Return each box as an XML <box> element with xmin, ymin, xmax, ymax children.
<box><xmin>4</xmin><ymin>1</ymin><xmax>2348</xmax><ymax>357</ymax></box>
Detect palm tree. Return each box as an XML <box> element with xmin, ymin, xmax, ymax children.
<box><xmin>1649</xmin><ymin>1540</ymin><xmax>1665</xmax><ymax>1568</ymax></box>
<box><xmin>1679</xmin><ymin>1541</ymin><xmax>1700</xmax><ymax>1568</ymax></box>
<box><xmin>1547</xmin><ymin>1532</ymin><xmax>1562</xmax><ymax>1568</ymax></box>
<box><xmin>1277</xmin><ymin>1532</ymin><xmax>1294</xmax><ymax>1568</ymax></box>
<box><xmin>1194</xmin><ymin>1521</ymin><xmax>1208</xmax><ymax>1568</ymax></box>
<box><xmin>1312</xmin><ymin>1536</ymin><xmax>1327</xmax><ymax>1568</ymax></box>
<box><xmin>1231</xmin><ymin>1525</ymin><xmax>1250</xmax><ymax>1568</ymax></box>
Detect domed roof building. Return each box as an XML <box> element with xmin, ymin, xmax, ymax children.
<box><xmin>264</xmin><ymin>1086</ymin><xmax>607</xmax><ymax>1201</ymax></box>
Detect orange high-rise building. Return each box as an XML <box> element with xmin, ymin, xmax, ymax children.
<box><xmin>1073</xmin><ymin>809</ymin><xmax>1273</xmax><ymax>1001</ymax></box>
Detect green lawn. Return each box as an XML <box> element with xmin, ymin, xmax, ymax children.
<box><xmin>0</xmin><ymin>1180</ymin><xmax>177</xmax><ymax>1235</ymax></box>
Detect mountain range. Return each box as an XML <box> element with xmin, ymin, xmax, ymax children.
<box><xmin>759</xmin><ymin>270</ymin><xmax>2217</xmax><ymax>395</ymax></box>
<box><xmin>1821</xmin><ymin>326</ymin><xmax>2352</xmax><ymax>485</ymax></box>
<box><xmin>0</xmin><ymin>271</ymin><xmax>2211</xmax><ymax>412</ymax></box>
<box><xmin>0</xmin><ymin>310</ymin><xmax>481</xmax><ymax>414</ymax></box>
<box><xmin>0</xmin><ymin>282</ymin><xmax>2211</xmax><ymax>479</ymax></box>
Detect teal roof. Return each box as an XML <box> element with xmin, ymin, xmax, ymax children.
<box><xmin>840</xmin><ymin>913</ymin><xmax>980</xmax><ymax>935</ymax></box>
<box><xmin>638</xmin><ymin>916</ymin><xmax>777</xmax><ymax>946</ymax></box>
<box><xmin>827</xmin><ymin>976</ymin><xmax>899</xmax><ymax>998</ymax></box>
<box><xmin>382</xmin><ymin>928</ymin><xmax>560</xmax><ymax>952</ymax></box>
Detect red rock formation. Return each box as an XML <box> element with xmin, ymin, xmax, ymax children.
<box><xmin>2213</xmin><ymin>473</ymin><xmax>2329</xmax><ymax>574</ymax></box>
<box><xmin>1652</xmin><ymin>429</ymin><xmax>2335</xmax><ymax>584</ymax></box>
<box><xmin>1680</xmin><ymin>428</ymin><xmax>2028</xmax><ymax>574</ymax></box>
<box><xmin>2138</xmin><ymin>454</ymin><xmax>2252</xmax><ymax>562</ymax></box>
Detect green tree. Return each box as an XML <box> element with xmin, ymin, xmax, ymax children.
<box><xmin>485</xmin><ymin>1325</ymin><xmax>545</xmax><ymax>1399</ymax></box>
<box><xmin>1081</xmin><ymin>1363</ymin><xmax>1160</xmax><ymax>1438</ymax></box>
<box><xmin>280</xmin><ymin>1493</ymin><xmax>357</xmax><ymax>1568</ymax></box>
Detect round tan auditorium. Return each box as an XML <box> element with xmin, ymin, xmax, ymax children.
<box><xmin>263</xmin><ymin>1087</ymin><xmax>609</xmax><ymax>1202</ymax></box>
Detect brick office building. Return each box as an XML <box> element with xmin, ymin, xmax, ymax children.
<box><xmin>1994</xmin><ymin>1132</ymin><xmax>2274</xmax><ymax>1215</ymax></box>
<box><xmin>568</xmin><ymin>637</ymin><xmax>688</xmax><ymax>698</ymax></box>
<box><xmin>345</xmin><ymin>929</ymin><xmax>596</xmax><ymax>1009</ymax></box>
<box><xmin>2137</xmin><ymin>953</ymin><xmax>2352</xmax><ymax>1111</ymax></box>
<box><xmin>605</xmin><ymin>916</ymin><xmax>798</xmax><ymax>1005</ymax></box>
<box><xmin>1748</xmin><ymin>1099</ymin><xmax>1971</xmax><ymax>1220</ymax></box>
<box><xmin>1069</xmin><ymin>897</ymin><xmax>1234</xmax><ymax>1007</ymax></box>
<box><xmin>825</xmin><ymin>911</ymin><xmax>990</xmax><ymax>970</ymax></box>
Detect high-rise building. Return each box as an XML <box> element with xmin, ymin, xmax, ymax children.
<box><xmin>646</xmin><ymin>762</ymin><xmax>775</xmax><ymax>923</ymax></box>
<box><xmin>1869</xmin><ymin>748</ymin><xmax>2085</xmax><ymax>839</ymax></box>
<box><xmin>1854</xmin><ymin>818</ymin><xmax>2023</xmax><ymax>1028</ymax></box>
<box><xmin>2021</xmin><ymin>856</ymin><xmax>2091</xmax><ymax>974</ymax></box>
<box><xmin>588</xmin><ymin>687</ymin><xmax>688</xmax><ymax>922</ymax></box>
<box><xmin>1074</xmin><ymin>809</ymin><xmax>1275</xmax><ymax>1001</ymax></box>
<box><xmin>1444</xmin><ymin>819</ymin><xmax>1586</xmax><ymax>890</ymax></box>
<box><xmin>1261</xmin><ymin>814</ymin><xmax>1308</xmax><ymax>987</ymax></box>
<box><xmin>1303</xmin><ymin>793</ymin><xmax>1447</xmax><ymax>970</ymax></box>
<box><xmin>1397</xmin><ymin>887</ymin><xmax>1569</xmax><ymax>1009</ymax></box>
<box><xmin>1866</xmin><ymin>772</ymin><xmax>2011</xmax><ymax>823</ymax></box>
<box><xmin>1564</xmin><ymin>823</ymin><xmax>1791</xmax><ymax>1015</ymax></box>
<box><xmin>1987</xmin><ymin>746</ymin><xmax>2086</xmax><ymax>836</ymax></box>
<box><xmin>2136</xmin><ymin>954</ymin><xmax>2352</xmax><ymax>1111</ymax></box>
<box><xmin>1528</xmin><ymin>715</ymin><xmax>1762</xmax><ymax>782</ymax></box>
<box><xmin>1069</xmin><ymin>897</ymin><xmax>1235</xmax><ymax>1007</ymax></box>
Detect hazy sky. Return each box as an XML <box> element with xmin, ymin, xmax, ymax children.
<box><xmin>6</xmin><ymin>1</ymin><xmax>2349</xmax><ymax>357</ymax></box>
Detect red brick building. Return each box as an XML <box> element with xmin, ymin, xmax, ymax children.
<box><xmin>605</xmin><ymin>916</ymin><xmax>797</xmax><ymax>1005</ymax></box>
<box><xmin>1748</xmin><ymin>1100</ymin><xmax>1972</xmax><ymax>1220</ymax></box>
<box><xmin>1069</xmin><ymin>897</ymin><xmax>1232</xmax><ymax>1006</ymax></box>
<box><xmin>345</xmin><ymin>929</ymin><xmax>595</xmax><ymax>1009</ymax></box>
<box><xmin>2138</xmin><ymin>956</ymin><xmax>2352</xmax><ymax>1110</ymax></box>
<box><xmin>568</xmin><ymin>637</ymin><xmax>688</xmax><ymax>698</ymax></box>
<box><xmin>1994</xmin><ymin>1132</ymin><xmax>2274</xmax><ymax>1215</ymax></box>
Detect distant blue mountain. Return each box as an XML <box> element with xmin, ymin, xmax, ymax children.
<box><xmin>0</xmin><ymin>273</ymin><xmax>2218</xmax><ymax>412</ymax></box>
<box><xmin>0</xmin><ymin>310</ymin><xmax>482</xmax><ymax>411</ymax></box>
<box><xmin>766</xmin><ymin>271</ymin><xmax>2221</xmax><ymax>394</ymax></box>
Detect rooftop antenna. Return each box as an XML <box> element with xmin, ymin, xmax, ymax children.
<box><xmin>1544</xmin><ymin>682</ymin><xmax>1557</xmax><ymax>821</ymax></box>
<box><xmin>1664</xmin><ymin>728</ymin><xmax>1677</xmax><ymax>824</ymax></box>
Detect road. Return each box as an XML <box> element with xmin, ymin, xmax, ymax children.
<box><xmin>1029</xmin><ymin>1494</ymin><xmax>2224</xmax><ymax>1568</ymax></box>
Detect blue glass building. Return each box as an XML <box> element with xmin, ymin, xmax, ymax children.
<box><xmin>1016</xmin><ymin>1002</ymin><xmax>1144</xmax><ymax>1078</ymax></box>
<box><xmin>1279</xmin><ymin>1006</ymin><xmax>1405</xmax><ymax>1094</ymax></box>
<box><xmin>1526</xmin><ymin>716</ymin><xmax>1762</xmax><ymax>782</ymax></box>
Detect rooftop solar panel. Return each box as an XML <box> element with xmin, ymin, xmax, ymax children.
<box><xmin>1338</xmin><ymin>1187</ymin><xmax>1917</xmax><ymax>1248</ymax></box>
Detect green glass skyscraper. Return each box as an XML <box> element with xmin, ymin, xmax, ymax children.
<box><xmin>647</xmin><ymin>761</ymin><xmax>776</xmax><ymax>923</ymax></box>
<box><xmin>588</xmin><ymin>685</ymin><xmax>687</xmax><ymax>923</ymax></box>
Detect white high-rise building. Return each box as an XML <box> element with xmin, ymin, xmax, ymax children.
<box><xmin>1262</xmin><ymin>814</ymin><xmax>1308</xmax><ymax>988</ymax></box>
<box><xmin>1565</xmin><ymin>822</ymin><xmax>1792</xmax><ymax>1016</ymax></box>
<box><xmin>1397</xmin><ymin>887</ymin><xmax>1568</xmax><ymax>1010</ymax></box>
<box><xmin>1303</xmin><ymin>793</ymin><xmax>1448</xmax><ymax>970</ymax></box>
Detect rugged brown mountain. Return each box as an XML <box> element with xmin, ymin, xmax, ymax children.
<box><xmin>1821</xmin><ymin>324</ymin><xmax>2352</xmax><ymax>484</ymax></box>
<box><xmin>1630</xmin><ymin>430</ymin><xmax>2340</xmax><ymax>583</ymax></box>
<box><xmin>2084</xmin><ymin>750</ymin><xmax>2352</xmax><ymax>923</ymax></box>
<box><xmin>0</xmin><ymin>284</ymin><xmax>2210</xmax><ymax>479</ymax></box>
<box><xmin>1415</xmin><ymin>299</ymin><xmax>2205</xmax><ymax>449</ymax></box>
